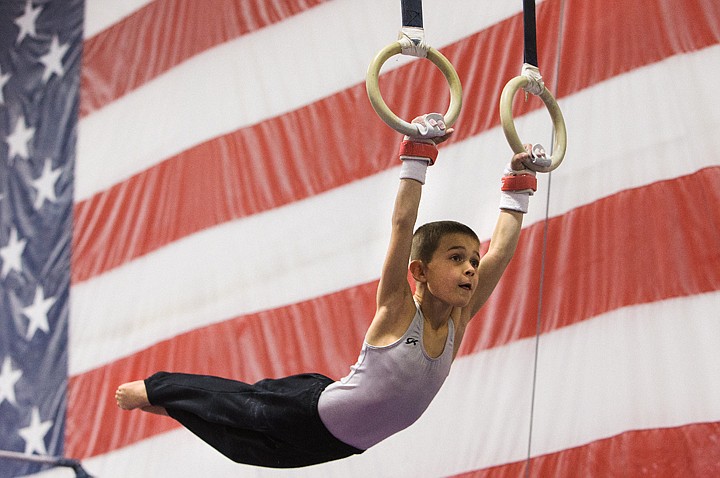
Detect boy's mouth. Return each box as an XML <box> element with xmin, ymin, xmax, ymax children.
<box><xmin>459</xmin><ymin>283</ymin><xmax>472</xmax><ymax>291</ymax></box>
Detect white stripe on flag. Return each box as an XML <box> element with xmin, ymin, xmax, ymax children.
<box><xmin>544</xmin><ymin>44</ymin><xmax>720</xmax><ymax>217</ymax></box>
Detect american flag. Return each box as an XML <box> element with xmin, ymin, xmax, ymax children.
<box><xmin>2</xmin><ymin>0</ymin><xmax>720</xmax><ymax>477</ymax></box>
<box><xmin>0</xmin><ymin>0</ymin><xmax>81</xmax><ymax>476</ymax></box>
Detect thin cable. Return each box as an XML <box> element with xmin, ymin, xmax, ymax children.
<box><xmin>524</xmin><ymin>171</ymin><xmax>551</xmax><ymax>478</ymax></box>
<box><xmin>524</xmin><ymin>1</ymin><xmax>566</xmax><ymax>476</ymax></box>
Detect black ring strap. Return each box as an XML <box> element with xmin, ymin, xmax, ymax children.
<box><xmin>401</xmin><ymin>0</ymin><xmax>424</xmax><ymax>29</ymax></box>
<box><xmin>523</xmin><ymin>0</ymin><xmax>539</xmax><ymax>67</ymax></box>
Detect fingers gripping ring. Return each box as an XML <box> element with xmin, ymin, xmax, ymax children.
<box><xmin>499</xmin><ymin>76</ymin><xmax>567</xmax><ymax>172</ymax></box>
<box><xmin>366</xmin><ymin>41</ymin><xmax>462</xmax><ymax>136</ymax></box>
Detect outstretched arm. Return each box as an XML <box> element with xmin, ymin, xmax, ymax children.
<box><xmin>375</xmin><ymin>177</ymin><xmax>422</xmax><ymax>313</ymax></box>
<box><xmin>465</xmin><ymin>145</ymin><xmax>537</xmax><ymax>320</ymax></box>
<box><xmin>367</xmin><ymin>114</ymin><xmax>453</xmax><ymax>344</ymax></box>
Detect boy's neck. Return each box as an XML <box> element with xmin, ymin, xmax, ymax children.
<box><xmin>413</xmin><ymin>289</ymin><xmax>452</xmax><ymax>330</ymax></box>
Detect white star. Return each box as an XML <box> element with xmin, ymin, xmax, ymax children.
<box><xmin>0</xmin><ymin>356</ymin><xmax>23</xmax><ymax>406</ymax></box>
<box><xmin>22</xmin><ymin>286</ymin><xmax>56</xmax><ymax>341</ymax></box>
<box><xmin>6</xmin><ymin>115</ymin><xmax>35</xmax><ymax>163</ymax></box>
<box><xmin>18</xmin><ymin>407</ymin><xmax>53</xmax><ymax>455</ymax></box>
<box><xmin>0</xmin><ymin>228</ymin><xmax>27</xmax><ymax>279</ymax></box>
<box><xmin>0</xmin><ymin>66</ymin><xmax>10</xmax><ymax>105</ymax></box>
<box><xmin>31</xmin><ymin>159</ymin><xmax>62</xmax><ymax>210</ymax></box>
<box><xmin>14</xmin><ymin>0</ymin><xmax>43</xmax><ymax>45</ymax></box>
<box><xmin>39</xmin><ymin>35</ymin><xmax>69</xmax><ymax>82</ymax></box>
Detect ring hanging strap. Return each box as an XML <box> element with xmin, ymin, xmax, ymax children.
<box><xmin>523</xmin><ymin>0</ymin><xmax>538</xmax><ymax>67</ymax></box>
<box><xmin>401</xmin><ymin>0</ymin><xmax>424</xmax><ymax>28</ymax></box>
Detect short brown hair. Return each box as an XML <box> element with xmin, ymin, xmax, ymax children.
<box><xmin>411</xmin><ymin>221</ymin><xmax>480</xmax><ymax>263</ymax></box>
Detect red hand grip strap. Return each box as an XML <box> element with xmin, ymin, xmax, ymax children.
<box><xmin>399</xmin><ymin>140</ymin><xmax>438</xmax><ymax>164</ymax></box>
<box><xmin>501</xmin><ymin>174</ymin><xmax>537</xmax><ymax>191</ymax></box>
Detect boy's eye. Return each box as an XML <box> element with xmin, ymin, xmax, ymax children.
<box><xmin>471</xmin><ymin>259</ymin><xmax>480</xmax><ymax>268</ymax></box>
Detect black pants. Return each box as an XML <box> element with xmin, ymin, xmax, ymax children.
<box><xmin>144</xmin><ymin>371</ymin><xmax>363</xmax><ymax>468</ymax></box>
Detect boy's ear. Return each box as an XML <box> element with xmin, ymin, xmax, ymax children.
<box><xmin>409</xmin><ymin>260</ymin><xmax>427</xmax><ymax>283</ymax></box>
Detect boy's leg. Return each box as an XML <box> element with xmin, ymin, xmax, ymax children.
<box><xmin>144</xmin><ymin>371</ymin><xmax>278</xmax><ymax>429</ymax></box>
<box><xmin>142</xmin><ymin>371</ymin><xmax>363</xmax><ymax>467</ymax></box>
<box><xmin>167</xmin><ymin>408</ymin><xmax>323</xmax><ymax>468</ymax></box>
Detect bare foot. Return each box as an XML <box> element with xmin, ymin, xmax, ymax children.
<box><xmin>115</xmin><ymin>380</ymin><xmax>151</xmax><ymax>410</ymax></box>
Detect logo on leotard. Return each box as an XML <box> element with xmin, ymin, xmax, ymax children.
<box><xmin>405</xmin><ymin>337</ymin><xmax>419</xmax><ymax>346</ymax></box>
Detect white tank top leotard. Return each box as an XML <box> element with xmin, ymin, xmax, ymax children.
<box><xmin>317</xmin><ymin>304</ymin><xmax>454</xmax><ymax>450</ymax></box>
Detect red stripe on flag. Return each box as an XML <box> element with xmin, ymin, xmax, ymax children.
<box><xmin>73</xmin><ymin>0</ymin><xmax>720</xmax><ymax>284</ymax></box>
<box><xmin>450</xmin><ymin>421</ymin><xmax>720</xmax><ymax>477</ymax></box>
<box><xmin>80</xmin><ymin>0</ymin><xmax>328</xmax><ymax>117</ymax></box>
<box><xmin>66</xmin><ymin>167</ymin><xmax>720</xmax><ymax>459</ymax></box>
<box><xmin>556</xmin><ymin>0</ymin><xmax>720</xmax><ymax>99</ymax></box>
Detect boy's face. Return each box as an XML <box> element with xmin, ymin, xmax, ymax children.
<box><xmin>423</xmin><ymin>233</ymin><xmax>481</xmax><ymax>307</ymax></box>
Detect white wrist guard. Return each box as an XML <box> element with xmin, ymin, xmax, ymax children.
<box><xmin>499</xmin><ymin>190</ymin><xmax>530</xmax><ymax>214</ymax></box>
<box><xmin>400</xmin><ymin>158</ymin><xmax>430</xmax><ymax>184</ymax></box>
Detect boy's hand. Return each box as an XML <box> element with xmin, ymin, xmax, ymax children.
<box><xmin>406</xmin><ymin>113</ymin><xmax>454</xmax><ymax>144</ymax></box>
<box><xmin>509</xmin><ymin>143</ymin><xmax>537</xmax><ymax>173</ymax></box>
<box><xmin>398</xmin><ymin>113</ymin><xmax>454</xmax><ymax>183</ymax></box>
<box><xmin>500</xmin><ymin>144</ymin><xmax>537</xmax><ymax>213</ymax></box>
<box><xmin>504</xmin><ymin>143</ymin><xmax>537</xmax><ymax>194</ymax></box>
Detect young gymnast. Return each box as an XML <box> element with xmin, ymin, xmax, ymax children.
<box><xmin>115</xmin><ymin>113</ymin><xmax>539</xmax><ymax>468</ymax></box>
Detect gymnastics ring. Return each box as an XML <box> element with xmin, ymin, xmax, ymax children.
<box><xmin>499</xmin><ymin>75</ymin><xmax>567</xmax><ymax>172</ymax></box>
<box><xmin>366</xmin><ymin>41</ymin><xmax>462</xmax><ymax>136</ymax></box>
